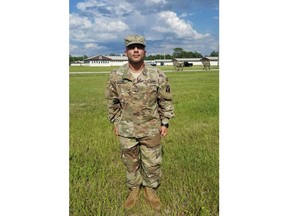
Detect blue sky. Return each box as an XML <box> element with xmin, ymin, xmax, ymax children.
<box><xmin>69</xmin><ymin>0</ymin><xmax>219</xmax><ymax>57</ymax></box>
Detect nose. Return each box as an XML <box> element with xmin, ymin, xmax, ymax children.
<box><xmin>132</xmin><ymin>47</ymin><xmax>139</xmax><ymax>52</ymax></box>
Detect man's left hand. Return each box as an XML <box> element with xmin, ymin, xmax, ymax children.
<box><xmin>160</xmin><ymin>126</ymin><xmax>168</xmax><ymax>137</ymax></box>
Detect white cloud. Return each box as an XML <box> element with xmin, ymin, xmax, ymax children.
<box><xmin>77</xmin><ymin>0</ymin><xmax>106</xmax><ymax>11</ymax></box>
<box><xmin>70</xmin><ymin>12</ymin><xmax>129</xmax><ymax>43</ymax></box>
<box><xmin>157</xmin><ymin>11</ymin><xmax>209</xmax><ymax>39</ymax></box>
<box><xmin>69</xmin><ymin>14</ymin><xmax>93</xmax><ymax>29</ymax></box>
<box><xmin>93</xmin><ymin>20</ymin><xmax>129</xmax><ymax>32</ymax></box>
<box><xmin>69</xmin><ymin>0</ymin><xmax>218</xmax><ymax>56</ymax></box>
<box><xmin>76</xmin><ymin>0</ymin><xmax>133</xmax><ymax>17</ymax></box>
<box><xmin>69</xmin><ymin>44</ymin><xmax>79</xmax><ymax>51</ymax></box>
<box><xmin>84</xmin><ymin>43</ymin><xmax>106</xmax><ymax>50</ymax></box>
<box><xmin>145</xmin><ymin>0</ymin><xmax>167</xmax><ymax>5</ymax></box>
<box><xmin>179</xmin><ymin>12</ymin><xmax>197</xmax><ymax>18</ymax></box>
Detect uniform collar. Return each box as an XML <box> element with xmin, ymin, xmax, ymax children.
<box><xmin>122</xmin><ymin>63</ymin><xmax>148</xmax><ymax>81</ymax></box>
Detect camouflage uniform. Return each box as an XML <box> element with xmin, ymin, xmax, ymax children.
<box><xmin>105</xmin><ymin>63</ymin><xmax>174</xmax><ymax>189</ymax></box>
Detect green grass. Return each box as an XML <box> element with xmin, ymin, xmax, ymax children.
<box><xmin>70</xmin><ymin>70</ymin><xmax>219</xmax><ymax>215</ymax></box>
<box><xmin>69</xmin><ymin>66</ymin><xmax>119</xmax><ymax>72</ymax></box>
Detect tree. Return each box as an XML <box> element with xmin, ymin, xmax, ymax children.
<box><xmin>69</xmin><ymin>55</ymin><xmax>89</xmax><ymax>65</ymax></box>
<box><xmin>165</xmin><ymin>54</ymin><xmax>172</xmax><ymax>59</ymax></box>
<box><xmin>172</xmin><ymin>48</ymin><xmax>184</xmax><ymax>58</ymax></box>
<box><xmin>194</xmin><ymin>51</ymin><xmax>203</xmax><ymax>58</ymax></box>
<box><xmin>172</xmin><ymin>48</ymin><xmax>203</xmax><ymax>58</ymax></box>
<box><xmin>69</xmin><ymin>55</ymin><xmax>73</xmax><ymax>65</ymax></box>
<box><xmin>210</xmin><ymin>51</ymin><xmax>218</xmax><ymax>57</ymax></box>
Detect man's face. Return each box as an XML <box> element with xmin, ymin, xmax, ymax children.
<box><xmin>125</xmin><ymin>44</ymin><xmax>146</xmax><ymax>64</ymax></box>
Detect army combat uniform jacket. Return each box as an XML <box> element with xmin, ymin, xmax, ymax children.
<box><xmin>105</xmin><ymin>63</ymin><xmax>174</xmax><ymax>138</ymax></box>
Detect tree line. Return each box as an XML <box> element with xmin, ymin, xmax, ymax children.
<box><xmin>69</xmin><ymin>48</ymin><xmax>218</xmax><ymax>64</ymax></box>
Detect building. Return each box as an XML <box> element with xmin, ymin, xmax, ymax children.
<box><xmin>173</xmin><ymin>57</ymin><xmax>218</xmax><ymax>66</ymax></box>
<box><xmin>72</xmin><ymin>55</ymin><xmax>219</xmax><ymax>67</ymax></box>
<box><xmin>83</xmin><ymin>55</ymin><xmax>128</xmax><ymax>66</ymax></box>
<box><xmin>152</xmin><ymin>57</ymin><xmax>218</xmax><ymax>66</ymax></box>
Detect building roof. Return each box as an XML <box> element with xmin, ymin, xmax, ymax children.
<box><xmin>85</xmin><ymin>55</ymin><xmax>128</xmax><ymax>61</ymax></box>
<box><xmin>175</xmin><ymin>58</ymin><xmax>201</xmax><ymax>62</ymax></box>
<box><xmin>174</xmin><ymin>57</ymin><xmax>218</xmax><ymax>62</ymax></box>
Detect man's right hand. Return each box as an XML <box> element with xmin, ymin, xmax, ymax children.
<box><xmin>114</xmin><ymin>127</ymin><xmax>119</xmax><ymax>136</ymax></box>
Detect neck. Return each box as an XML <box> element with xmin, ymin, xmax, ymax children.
<box><xmin>128</xmin><ymin>62</ymin><xmax>144</xmax><ymax>72</ymax></box>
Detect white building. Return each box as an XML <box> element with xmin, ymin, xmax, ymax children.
<box><xmin>83</xmin><ymin>55</ymin><xmax>128</xmax><ymax>66</ymax></box>
<box><xmin>76</xmin><ymin>55</ymin><xmax>218</xmax><ymax>67</ymax></box>
<box><xmin>172</xmin><ymin>57</ymin><xmax>219</xmax><ymax>66</ymax></box>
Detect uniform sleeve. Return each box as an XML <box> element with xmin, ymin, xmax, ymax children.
<box><xmin>105</xmin><ymin>73</ymin><xmax>121</xmax><ymax>127</ymax></box>
<box><xmin>157</xmin><ymin>71</ymin><xmax>175</xmax><ymax>124</ymax></box>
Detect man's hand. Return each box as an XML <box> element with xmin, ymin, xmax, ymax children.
<box><xmin>114</xmin><ymin>127</ymin><xmax>119</xmax><ymax>136</ymax></box>
<box><xmin>160</xmin><ymin>126</ymin><xmax>168</xmax><ymax>137</ymax></box>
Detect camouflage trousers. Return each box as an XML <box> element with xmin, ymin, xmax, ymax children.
<box><xmin>118</xmin><ymin>133</ymin><xmax>162</xmax><ymax>189</ymax></box>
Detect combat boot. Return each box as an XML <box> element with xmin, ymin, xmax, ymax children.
<box><xmin>143</xmin><ymin>187</ymin><xmax>161</xmax><ymax>210</ymax></box>
<box><xmin>124</xmin><ymin>187</ymin><xmax>140</xmax><ymax>209</ymax></box>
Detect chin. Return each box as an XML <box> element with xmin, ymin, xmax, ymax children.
<box><xmin>131</xmin><ymin>59</ymin><xmax>143</xmax><ymax>64</ymax></box>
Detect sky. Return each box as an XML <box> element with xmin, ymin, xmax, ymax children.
<box><xmin>69</xmin><ymin>0</ymin><xmax>219</xmax><ymax>57</ymax></box>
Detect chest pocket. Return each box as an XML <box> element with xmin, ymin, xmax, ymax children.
<box><xmin>116</xmin><ymin>79</ymin><xmax>133</xmax><ymax>98</ymax></box>
<box><xmin>139</xmin><ymin>79</ymin><xmax>158</xmax><ymax>105</ymax></box>
<box><xmin>146</xmin><ymin>79</ymin><xmax>158</xmax><ymax>93</ymax></box>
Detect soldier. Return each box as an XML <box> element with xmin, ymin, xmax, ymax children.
<box><xmin>105</xmin><ymin>35</ymin><xmax>174</xmax><ymax>211</ymax></box>
<box><xmin>172</xmin><ymin>58</ymin><xmax>183</xmax><ymax>71</ymax></box>
<box><xmin>201</xmin><ymin>58</ymin><xmax>211</xmax><ymax>70</ymax></box>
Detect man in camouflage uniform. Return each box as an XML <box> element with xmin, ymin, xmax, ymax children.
<box><xmin>172</xmin><ymin>59</ymin><xmax>183</xmax><ymax>71</ymax></box>
<box><xmin>105</xmin><ymin>35</ymin><xmax>174</xmax><ymax>210</ymax></box>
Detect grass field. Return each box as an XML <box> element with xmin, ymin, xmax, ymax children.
<box><xmin>69</xmin><ymin>67</ymin><xmax>219</xmax><ymax>215</ymax></box>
